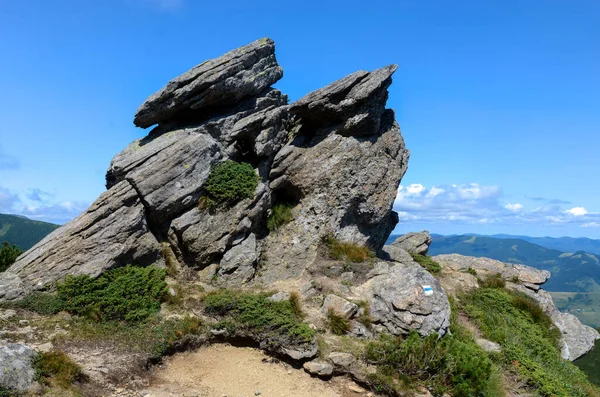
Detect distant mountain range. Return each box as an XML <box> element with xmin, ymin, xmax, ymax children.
<box><xmin>0</xmin><ymin>213</ymin><xmax>60</xmax><ymax>250</ymax></box>
<box><xmin>490</xmin><ymin>234</ymin><xmax>600</xmax><ymax>256</ymax></box>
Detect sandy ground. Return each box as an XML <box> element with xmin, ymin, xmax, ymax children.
<box><xmin>142</xmin><ymin>344</ymin><xmax>370</xmax><ymax>397</ymax></box>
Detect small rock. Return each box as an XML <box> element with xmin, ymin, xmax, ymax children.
<box><xmin>303</xmin><ymin>360</ymin><xmax>333</xmax><ymax>377</ymax></box>
<box><xmin>475</xmin><ymin>338</ymin><xmax>502</xmax><ymax>353</ymax></box>
<box><xmin>391</xmin><ymin>231</ymin><xmax>432</xmax><ymax>255</ymax></box>
<box><xmin>320</xmin><ymin>294</ymin><xmax>358</xmax><ymax>318</ymax></box>
<box><xmin>34</xmin><ymin>342</ymin><xmax>54</xmax><ymax>353</ymax></box>
<box><xmin>0</xmin><ymin>309</ymin><xmax>17</xmax><ymax>320</ymax></box>
<box><xmin>18</xmin><ymin>319</ymin><xmax>29</xmax><ymax>326</ymax></box>
<box><xmin>255</xmin><ymin>391</ymin><xmax>261</xmax><ymax>396</ymax></box>
<box><xmin>341</xmin><ymin>272</ymin><xmax>354</xmax><ymax>281</ymax></box>
<box><xmin>328</xmin><ymin>352</ymin><xmax>356</xmax><ymax>367</ymax></box>
<box><xmin>268</xmin><ymin>291</ymin><xmax>290</xmax><ymax>302</ymax></box>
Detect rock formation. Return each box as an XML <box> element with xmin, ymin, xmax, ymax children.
<box><xmin>0</xmin><ymin>38</ymin><xmax>408</xmax><ymax>308</ymax></box>
<box><xmin>389</xmin><ymin>231</ymin><xmax>432</xmax><ymax>255</ymax></box>
<box><xmin>434</xmin><ymin>253</ymin><xmax>600</xmax><ymax>360</ymax></box>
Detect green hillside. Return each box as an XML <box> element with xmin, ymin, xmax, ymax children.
<box><xmin>492</xmin><ymin>234</ymin><xmax>600</xmax><ymax>256</ymax></box>
<box><xmin>0</xmin><ymin>213</ymin><xmax>60</xmax><ymax>250</ymax></box>
<box><xmin>428</xmin><ymin>234</ymin><xmax>600</xmax><ymax>293</ymax></box>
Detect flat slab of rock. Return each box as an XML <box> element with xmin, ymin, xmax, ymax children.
<box><xmin>0</xmin><ymin>342</ymin><xmax>36</xmax><ymax>391</ymax></box>
<box><xmin>381</xmin><ymin>245</ymin><xmax>415</xmax><ymax>264</ymax></box>
<box><xmin>134</xmin><ymin>37</ymin><xmax>283</xmax><ymax>128</ymax></box>
<box><xmin>390</xmin><ymin>231</ymin><xmax>432</xmax><ymax>255</ymax></box>
<box><xmin>328</xmin><ymin>352</ymin><xmax>356</xmax><ymax>367</ymax></box>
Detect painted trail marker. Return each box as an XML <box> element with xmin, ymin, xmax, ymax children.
<box><xmin>423</xmin><ymin>285</ymin><xmax>433</xmax><ymax>296</ymax></box>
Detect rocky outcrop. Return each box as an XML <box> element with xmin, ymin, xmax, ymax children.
<box><xmin>357</xmin><ymin>261</ymin><xmax>451</xmax><ymax>336</ymax></box>
<box><xmin>0</xmin><ymin>38</ymin><xmax>408</xmax><ymax>301</ymax></box>
<box><xmin>433</xmin><ymin>253</ymin><xmax>600</xmax><ymax>360</ymax></box>
<box><xmin>0</xmin><ymin>342</ymin><xmax>37</xmax><ymax>392</ymax></box>
<box><xmin>390</xmin><ymin>231</ymin><xmax>432</xmax><ymax>255</ymax></box>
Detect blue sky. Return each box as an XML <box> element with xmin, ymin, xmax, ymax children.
<box><xmin>0</xmin><ymin>0</ymin><xmax>599</xmax><ymax>238</ymax></box>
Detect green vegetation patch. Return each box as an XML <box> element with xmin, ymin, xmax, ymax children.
<box><xmin>201</xmin><ymin>160</ymin><xmax>259</xmax><ymax>209</ymax></box>
<box><xmin>462</xmin><ymin>287</ymin><xmax>598</xmax><ymax>396</ymax></box>
<box><xmin>65</xmin><ymin>315</ymin><xmax>203</xmax><ymax>361</ymax></box>
<box><xmin>57</xmin><ymin>265</ymin><xmax>167</xmax><ymax>323</ymax></box>
<box><xmin>324</xmin><ymin>235</ymin><xmax>374</xmax><ymax>263</ymax></box>
<box><xmin>410</xmin><ymin>253</ymin><xmax>442</xmax><ymax>274</ymax></box>
<box><xmin>204</xmin><ymin>290</ymin><xmax>314</xmax><ymax>344</ymax></box>
<box><xmin>575</xmin><ymin>338</ymin><xmax>600</xmax><ymax>386</ymax></box>
<box><xmin>0</xmin><ymin>242</ymin><xmax>22</xmax><ymax>272</ymax></box>
<box><xmin>2</xmin><ymin>292</ymin><xmax>64</xmax><ymax>315</ymax></box>
<box><xmin>34</xmin><ymin>350</ymin><xmax>84</xmax><ymax>389</ymax></box>
<box><xmin>267</xmin><ymin>203</ymin><xmax>294</xmax><ymax>232</ymax></box>
<box><xmin>364</xmin><ymin>324</ymin><xmax>498</xmax><ymax>396</ymax></box>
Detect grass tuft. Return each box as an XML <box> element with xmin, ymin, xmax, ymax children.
<box><xmin>200</xmin><ymin>160</ymin><xmax>259</xmax><ymax>210</ymax></box>
<box><xmin>34</xmin><ymin>350</ymin><xmax>84</xmax><ymax>389</ymax></box>
<box><xmin>478</xmin><ymin>273</ymin><xmax>506</xmax><ymax>289</ymax></box>
<box><xmin>324</xmin><ymin>235</ymin><xmax>374</xmax><ymax>263</ymax></box>
<box><xmin>326</xmin><ymin>308</ymin><xmax>351</xmax><ymax>335</ymax></box>
<box><xmin>267</xmin><ymin>203</ymin><xmax>294</xmax><ymax>232</ymax></box>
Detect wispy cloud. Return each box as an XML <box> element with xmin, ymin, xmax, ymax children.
<box><xmin>0</xmin><ymin>185</ymin><xmax>88</xmax><ymax>224</ymax></box>
<box><xmin>527</xmin><ymin>196</ymin><xmax>571</xmax><ymax>205</ymax></box>
<box><xmin>394</xmin><ymin>183</ymin><xmax>599</xmax><ymax>229</ymax></box>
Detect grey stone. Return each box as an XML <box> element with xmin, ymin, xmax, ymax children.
<box><xmin>217</xmin><ymin>233</ymin><xmax>258</xmax><ymax>285</ymax></box>
<box><xmin>134</xmin><ymin>38</ymin><xmax>283</xmax><ymax>128</ymax></box>
<box><xmin>0</xmin><ymin>342</ymin><xmax>37</xmax><ymax>391</ymax></box>
<box><xmin>321</xmin><ymin>294</ymin><xmax>358</xmax><ymax>318</ymax></box>
<box><xmin>357</xmin><ymin>261</ymin><xmax>451</xmax><ymax>336</ymax></box>
<box><xmin>282</xmin><ymin>341</ymin><xmax>318</xmax><ymax>361</ymax></box>
<box><xmin>303</xmin><ymin>360</ymin><xmax>333</xmax><ymax>377</ymax></box>
<box><xmin>366</xmin><ymin>262</ymin><xmax>390</xmax><ymax>278</ymax></box>
<box><xmin>0</xmin><ymin>309</ymin><xmax>16</xmax><ymax>321</ymax></box>
<box><xmin>0</xmin><ymin>181</ymin><xmax>163</xmax><ymax>301</ymax></box>
<box><xmin>381</xmin><ymin>245</ymin><xmax>415</xmax><ymax>264</ymax></box>
<box><xmin>391</xmin><ymin>231</ymin><xmax>432</xmax><ymax>255</ymax></box>
<box><xmin>328</xmin><ymin>352</ymin><xmax>356</xmax><ymax>367</ymax></box>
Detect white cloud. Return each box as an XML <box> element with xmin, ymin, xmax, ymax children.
<box><xmin>566</xmin><ymin>207</ymin><xmax>588</xmax><ymax>216</ymax></box>
<box><xmin>504</xmin><ymin>203</ymin><xmax>523</xmax><ymax>212</ymax></box>
<box><xmin>394</xmin><ymin>182</ymin><xmax>599</xmax><ymax>229</ymax></box>
<box><xmin>582</xmin><ymin>222</ymin><xmax>600</xmax><ymax>228</ymax></box>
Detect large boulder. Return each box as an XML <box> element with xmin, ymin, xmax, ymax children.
<box><xmin>391</xmin><ymin>231</ymin><xmax>432</xmax><ymax>255</ymax></box>
<box><xmin>0</xmin><ymin>38</ymin><xmax>408</xmax><ymax>301</ymax></box>
<box><xmin>0</xmin><ymin>342</ymin><xmax>37</xmax><ymax>392</ymax></box>
<box><xmin>0</xmin><ymin>181</ymin><xmax>163</xmax><ymax>300</ymax></box>
<box><xmin>356</xmin><ymin>262</ymin><xmax>451</xmax><ymax>336</ymax></box>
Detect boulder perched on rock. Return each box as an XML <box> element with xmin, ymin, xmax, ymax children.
<box><xmin>0</xmin><ymin>342</ymin><xmax>37</xmax><ymax>392</ymax></box>
<box><xmin>356</xmin><ymin>261</ymin><xmax>451</xmax><ymax>336</ymax></box>
<box><xmin>0</xmin><ymin>37</ymin><xmax>409</xmax><ymax>301</ymax></box>
<box><xmin>390</xmin><ymin>231</ymin><xmax>432</xmax><ymax>255</ymax></box>
<box><xmin>433</xmin><ymin>253</ymin><xmax>600</xmax><ymax>360</ymax></box>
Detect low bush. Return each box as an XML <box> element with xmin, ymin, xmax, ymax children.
<box><xmin>57</xmin><ymin>265</ymin><xmax>167</xmax><ymax>323</ymax></box>
<box><xmin>326</xmin><ymin>308</ymin><xmax>351</xmax><ymax>335</ymax></box>
<box><xmin>0</xmin><ymin>386</ymin><xmax>13</xmax><ymax>397</ymax></box>
<box><xmin>204</xmin><ymin>290</ymin><xmax>314</xmax><ymax>344</ymax></box>
<box><xmin>0</xmin><ymin>242</ymin><xmax>22</xmax><ymax>273</ymax></box>
<box><xmin>364</xmin><ymin>329</ymin><xmax>496</xmax><ymax>397</ymax></box>
<box><xmin>2</xmin><ymin>292</ymin><xmax>64</xmax><ymax>315</ymax></box>
<box><xmin>267</xmin><ymin>203</ymin><xmax>294</xmax><ymax>232</ymax></box>
<box><xmin>462</xmin><ymin>287</ymin><xmax>598</xmax><ymax>396</ymax></box>
<box><xmin>324</xmin><ymin>235</ymin><xmax>374</xmax><ymax>263</ymax></box>
<box><xmin>34</xmin><ymin>350</ymin><xmax>83</xmax><ymax>389</ymax></box>
<box><xmin>478</xmin><ymin>273</ymin><xmax>506</xmax><ymax>289</ymax></box>
<box><xmin>202</xmin><ymin>160</ymin><xmax>259</xmax><ymax>209</ymax></box>
<box><xmin>466</xmin><ymin>267</ymin><xmax>477</xmax><ymax>276</ymax></box>
<box><xmin>410</xmin><ymin>253</ymin><xmax>441</xmax><ymax>274</ymax></box>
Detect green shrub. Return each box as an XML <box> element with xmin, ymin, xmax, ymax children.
<box><xmin>204</xmin><ymin>290</ymin><xmax>314</xmax><ymax>344</ymax></box>
<box><xmin>326</xmin><ymin>308</ymin><xmax>351</xmax><ymax>335</ymax></box>
<box><xmin>0</xmin><ymin>386</ymin><xmax>13</xmax><ymax>397</ymax></box>
<box><xmin>202</xmin><ymin>160</ymin><xmax>259</xmax><ymax>209</ymax></box>
<box><xmin>324</xmin><ymin>235</ymin><xmax>374</xmax><ymax>263</ymax></box>
<box><xmin>410</xmin><ymin>253</ymin><xmax>442</xmax><ymax>274</ymax></box>
<box><xmin>34</xmin><ymin>350</ymin><xmax>83</xmax><ymax>389</ymax></box>
<box><xmin>462</xmin><ymin>287</ymin><xmax>597</xmax><ymax>396</ymax></box>
<box><xmin>0</xmin><ymin>242</ymin><xmax>22</xmax><ymax>272</ymax></box>
<box><xmin>2</xmin><ymin>292</ymin><xmax>64</xmax><ymax>315</ymax></box>
<box><xmin>478</xmin><ymin>273</ymin><xmax>506</xmax><ymax>289</ymax></box>
<box><xmin>267</xmin><ymin>203</ymin><xmax>294</xmax><ymax>232</ymax></box>
<box><xmin>57</xmin><ymin>265</ymin><xmax>167</xmax><ymax>323</ymax></box>
<box><xmin>364</xmin><ymin>328</ymin><xmax>496</xmax><ymax>397</ymax></box>
<box><xmin>466</xmin><ymin>267</ymin><xmax>477</xmax><ymax>276</ymax></box>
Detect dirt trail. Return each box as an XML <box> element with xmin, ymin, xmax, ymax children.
<box><xmin>142</xmin><ymin>344</ymin><xmax>370</xmax><ymax>397</ymax></box>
